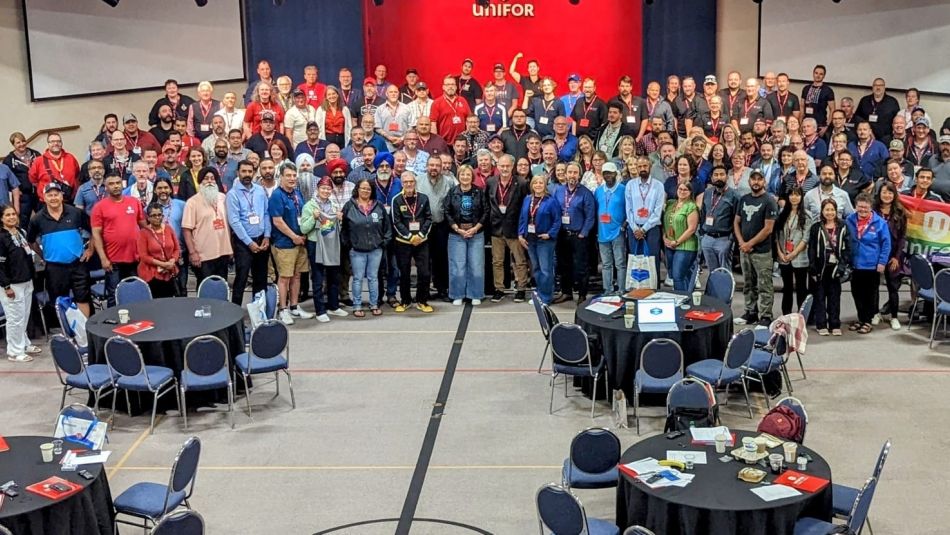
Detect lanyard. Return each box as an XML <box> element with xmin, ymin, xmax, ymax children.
<box><xmin>286</xmin><ymin>188</ymin><xmax>300</xmax><ymax>214</ymax></box>
<box><xmin>484</xmin><ymin>103</ymin><xmax>498</xmax><ymax>123</ymax></box>
<box><xmin>638</xmin><ymin>181</ymin><xmax>652</xmax><ymax>205</ymax></box>
<box><xmin>341</xmin><ymin>89</ymin><xmax>352</xmax><ymax>105</ymax></box>
<box><xmin>647</xmin><ymin>99</ymin><xmax>657</xmax><ymax>117</ymax></box>
<box><xmin>563</xmin><ymin>187</ymin><xmax>577</xmax><ymax>211</ymax></box>
<box><xmin>709</xmin><ymin>189</ymin><xmax>725</xmax><ymax>213</ymax></box>
<box><xmin>776</xmin><ymin>92</ymin><xmax>789</xmax><ymax>114</ymax></box>
<box><xmin>602</xmin><ymin>185</ymin><xmax>617</xmax><ymax>209</ymax></box>
<box><xmin>856</xmin><ymin>216</ymin><xmax>871</xmax><ymax>238</ymax></box>
<box><xmin>857</xmin><ymin>140</ymin><xmax>872</xmax><ymax>159</ymax></box>
<box><xmin>404</xmin><ymin>194</ymin><xmax>418</xmax><ymax>220</ymax></box>
<box><xmin>728</xmin><ymin>92</ymin><xmax>739</xmax><ymax>111</ymax></box>
<box><xmin>240</xmin><ymin>187</ymin><xmax>257</xmax><ymax>215</ymax></box>
<box><xmin>529</xmin><ymin>195</ymin><xmax>542</xmax><ymax>222</ymax></box>
<box><xmin>148</xmin><ymin>226</ymin><xmax>168</xmax><ymax>260</ymax></box>
<box><xmin>497</xmin><ymin>179</ymin><xmax>513</xmax><ymax>205</ymax></box>
<box><xmin>48</xmin><ymin>155</ymin><xmax>65</xmax><ymax>179</ymax></box>
<box><xmin>743</xmin><ymin>98</ymin><xmax>756</xmax><ymax>117</ymax></box>
<box><xmin>375</xmin><ymin>179</ymin><xmax>392</xmax><ymax>202</ymax></box>
<box><xmin>582</xmin><ymin>98</ymin><xmax>596</xmax><ymax>118</ymax></box>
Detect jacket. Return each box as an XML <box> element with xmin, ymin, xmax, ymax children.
<box><xmin>0</xmin><ymin>228</ymin><xmax>35</xmax><ymax>288</ymax></box>
<box><xmin>486</xmin><ymin>176</ymin><xmax>528</xmax><ymax>238</ymax></box>
<box><xmin>518</xmin><ymin>194</ymin><xmax>562</xmax><ymax>240</ymax></box>
<box><xmin>807</xmin><ymin>220</ymin><xmax>851</xmax><ymax>279</ymax></box>
<box><xmin>443</xmin><ymin>185</ymin><xmax>489</xmax><ymax>231</ymax></box>
<box><xmin>391</xmin><ymin>192</ymin><xmax>432</xmax><ymax>245</ymax></box>
<box><xmin>340</xmin><ymin>199</ymin><xmax>391</xmax><ymax>252</ymax></box>
<box><xmin>845</xmin><ymin>212</ymin><xmax>891</xmax><ymax>270</ymax></box>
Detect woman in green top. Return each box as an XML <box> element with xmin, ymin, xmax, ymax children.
<box><xmin>663</xmin><ymin>181</ymin><xmax>700</xmax><ymax>292</ymax></box>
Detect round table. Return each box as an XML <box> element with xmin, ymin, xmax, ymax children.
<box><xmin>0</xmin><ymin>436</ymin><xmax>114</xmax><ymax>534</ymax></box>
<box><xmin>615</xmin><ymin>430</ymin><xmax>833</xmax><ymax>535</ymax></box>
<box><xmin>85</xmin><ymin>297</ymin><xmax>246</xmax><ymax>413</ymax></box>
<box><xmin>574</xmin><ymin>295</ymin><xmax>733</xmax><ymax>398</ymax></box>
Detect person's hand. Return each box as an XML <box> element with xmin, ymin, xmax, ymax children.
<box><xmin>292</xmin><ymin>234</ymin><xmax>305</xmax><ymax>246</ymax></box>
<box><xmin>539</xmin><ymin>233</ymin><xmax>550</xmax><ymax>240</ymax></box>
<box><xmin>101</xmin><ymin>259</ymin><xmax>112</xmax><ymax>272</ymax></box>
<box><xmin>313</xmin><ymin>205</ymin><xmax>322</xmax><ymax>218</ymax></box>
<box><xmin>876</xmin><ymin>264</ymin><xmax>885</xmax><ymax>273</ymax></box>
<box><xmin>664</xmin><ymin>238</ymin><xmax>675</xmax><ymax>248</ymax></box>
<box><xmin>524</xmin><ymin>90</ymin><xmax>535</xmax><ymax>99</ymax></box>
<box><xmin>518</xmin><ymin>236</ymin><xmax>528</xmax><ymax>249</ymax></box>
<box><xmin>5</xmin><ymin>288</ymin><xmax>14</xmax><ymax>299</ymax></box>
<box><xmin>776</xmin><ymin>252</ymin><xmax>786</xmax><ymax>263</ymax></box>
<box><xmin>409</xmin><ymin>235</ymin><xmax>422</xmax><ymax>246</ymax></box>
<box><xmin>634</xmin><ymin>228</ymin><xmax>645</xmax><ymax>240</ymax></box>
<box><xmin>249</xmin><ymin>242</ymin><xmax>261</xmax><ymax>253</ymax></box>
<box><xmin>80</xmin><ymin>249</ymin><xmax>93</xmax><ymax>262</ymax></box>
<box><xmin>260</xmin><ymin>238</ymin><xmax>270</xmax><ymax>250</ymax></box>
<box><xmin>189</xmin><ymin>252</ymin><xmax>202</xmax><ymax>267</ymax></box>
<box><xmin>888</xmin><ymin>258</ymin><xmax>899</xmax><ymax>272</ymax></box>
<box><xmin>514</xmin><ymin>52</ymin><xmax>523</xmax><ymax>60</ymax></box>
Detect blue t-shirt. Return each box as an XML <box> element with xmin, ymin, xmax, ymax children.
<box><xmin>268</xmin><ymin>186</ymin><xmax>305</xmax><ymax>249</ymax></box>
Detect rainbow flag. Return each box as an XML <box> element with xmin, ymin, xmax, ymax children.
<box><xmin>901</xmin><ymin>194</ymin><xmax>950</xmax><ymax>256</ymax></box>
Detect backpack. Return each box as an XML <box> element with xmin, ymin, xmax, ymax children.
<box><xmin>757</xmin><ymin>405</ymin><xmax>804</xmax><ymax>443</ymax></box>
<box><xmin>664</xmin><ymin>406</ymin><xmax>719</xmax><ymax>433</ymax></box>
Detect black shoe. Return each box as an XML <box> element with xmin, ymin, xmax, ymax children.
<box><xmin>576</xmin><ymin>295</ymin><xmax>588</xmax><ymax>305</ymax></box>
<box><xmin>491</xmin><ymin>290</ymin><xmax>506</xmax><ymax>303</ymax></box>
<box><xmin>513</xmin><ymin>291</ymin><xmax>526</xmax><ymax>303</ymax></box>
<box><xmin>340</xmin><ymin>298</ymin><xmax>354</xmax><ymax>307</ymax></box>
<box><xmin>735</xmin><ymin>311</ymin><xmax>758</xmax><ymax>325</ymax></box>
<box><xmin>757</xmin><ymin>316</ymin><xmax>773</xmax><ymax>327</ymax></box>
<box><xmin>552</xmin><ymin>293</ymin><xmax>572</xmax><ymax>304</ymax></box>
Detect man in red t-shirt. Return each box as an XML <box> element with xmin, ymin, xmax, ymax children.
<box><xmin>429</xmin><ymin>75</ymin><xmax>471</xmax><ymax>151</ymax></box>
<box><xmin>28</xmin><ymin>132</ymin><xmax>80</xmax><ymax>203</ymax></box>
<box><xmin>91</xmin><ymin>172</ymin><xmax>146</xmax><ymax>306</ymax></box>
<box><xmin>297</xmin><ymin>65</ymin><xmax>327</xmax><ymax>108</ymax></box>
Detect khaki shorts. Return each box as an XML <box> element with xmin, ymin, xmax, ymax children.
<box><xmin>272</xmin><ymin>246</ymin><xmax>309</xmax><ymax>278</ymax></box>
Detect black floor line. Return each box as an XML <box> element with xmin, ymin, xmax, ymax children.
<box><xmin>395</xmin><ymin>303</ymin><xmax>474</xmax><ymax>535</ymax></box>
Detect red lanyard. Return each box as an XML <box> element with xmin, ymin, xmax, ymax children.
<box><xmin>776</xmin><ymin>92</ymin><xmax>789</xmax><ymax>114</ymax></box>
<box><xmin>856</xmin><ymin>216</ymin><xmax>871</xmax><ymax>238</ymax></box>
<box><xmin>497</xmin><ymin>179</ymin><xmax>512</xmax><ymax>205</ymax></box>
<box><xmin>582</xmin><ymin>98</ymin><xmax>596</xmax><ymax>118</ymax></box>
<box><xmin>728</xmin><ymin>93</ymin><xmax>739</xmax><ymax>111</ymax></box>
<box><xmin>485</xmin><ymin>104</ymin><xmax>497</xmax><ymax>122</ymax></box>
<box><xmin>404</xmin><ymin>195</ymin><xmax>418</xmax><ymax>220</ymax></box>
<box><xmin>709</xmin><ymin>189</ymin><xmax>724</xmax><ymax>212</ymax></box>
<box><xmin>148</xmin><ymin>227</ymin><xmax>167</xmax><ymax>259</ymax></box>
<box><xmin>358</xmin><ymin>200</ymin><xmax>376</xmax><ymax>216</ymax></box>
<box><xmin>743</xmin><ymin>99</ymin><xmax>756</xmax><ymax>117</ymax></box>
<box><xmin>647</xmin><ymin>99</ymin><xmax>657</xmax><ymax>116</ymax></box>
<box><xmin>341</xmin><ymin>89</ymin><xmax>352</xmax><ymax>105</ymax></box>
<box><xmin>529</xmin><ymin>196</ymin><xmax>542</xmax><ymax>222</ymax></box>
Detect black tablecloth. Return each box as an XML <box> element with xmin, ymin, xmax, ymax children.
<box><xmin>0</xmin><ymin>436</ymin><xmax>114</xmax><ymax>535</ymax></box>
<box><xmin>616</xmin><ymin>431</ymin><xmax>833</xmax><ymax>535</ymax></box>
<box><xmin>86</xmin><ymin>297</ymin><xmax>246</xmax><ymax>413</ymax></box>
<box><xmin>574</xmin><ymin>295</ymin><xmax>733</xmax><ymax>397</ymax></box>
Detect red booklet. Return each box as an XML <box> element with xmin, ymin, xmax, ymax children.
<box><xmin>774</xmin><ymin>470</ymin><xmax>830</xmax><ymax>493</ymax></box>
<box><xmin>684</xmin><ymin>310</ymin><xmax>724</xmax><ymax>322</ymax></box>
<box><xmin>112</xmin><ymin>320</ymin><xmax>155</xmax><ymax>336</ymax></box>
<box><xmin>0</xmin><ymin>435</ymin><xmax>8</xmax><ymax>452</ymax></box>
<box><xmin>26</xmin><ymin>476</ymin><xmax>84</xmax><ymax>500</ymax></box>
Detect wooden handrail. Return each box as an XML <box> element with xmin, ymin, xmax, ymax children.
<box><xmin>25</xmin><ymin>125</ymin><xmax>81</xmax><ymax>145</ymax></box>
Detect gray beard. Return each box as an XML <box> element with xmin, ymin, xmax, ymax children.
<box><xmin>200</xmin><ymin>184</ymin><xmax>219</xmax><ymax>206</ymax></box>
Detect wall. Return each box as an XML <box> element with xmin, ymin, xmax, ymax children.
<box><xmin>716</xmin><ymin>0</ymin><xmax>950</xmax><ymax>126</ymax></box>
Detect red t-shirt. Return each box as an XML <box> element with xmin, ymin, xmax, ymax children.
<box><xmin>297</xmin><ymin>82</ymin><xmax>327</xmax><ymax>108</ymax></box>
<box><xmin>429</xmin><ymin>96</ymin><xmax>471</xmax><ymax>146</ymax></box>
<box><xmin>243</xmin><ymin>101</ymin><xmax>285</xmax><ymax>135</ymax></box>
<box><xmin>28</xmin><ymin>151</ymin><xmax>80</xmax><ymax>199</ymax></box>
<box><xmin>91</xmin><ymin>196</ymin><xmax>145</xmax><ymax>263</ymax></box>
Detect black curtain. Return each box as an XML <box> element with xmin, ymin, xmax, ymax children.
<box><xmin>244</xmin><ymin>0</ymin><xmax>366</xmax><ymax>88</ymax></box>
<box><xmin>641</xmin><ymin>0</ymin><xmax>718</xmax><ymax>91</ymax></box>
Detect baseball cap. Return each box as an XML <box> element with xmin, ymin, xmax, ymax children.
<box><xmin>306</xmin><ymin>121</ymin><xmax>319</xmax><ymax>130</ymax></box>
<box><xmin>888</xmin><ymin>140</ymin><xmax>904</xmax><ymax>151</ymax></box>
<box><xmin>567</xmin><ymin>73</ymin><xmax>581</xmax><ymax>82</ymax></box>
<box><xmin>162</xmin><ymin>142</ymin><xmax>177</xmax><ymax>153</ymax></box>
<box><xmin>292</xmin><ymin>88</ymin><xmax>305</xmax><ymax>97</ymax></box>
<box><xmin>122</xmin><ymin>113</ymin><xmax>138</xmax><ymax>123</ymax></box>
<box><xmin>261</xmin><ymin>111</ymin><xmax>275</xmax><ymax>122</ymax></box>
<box><xmin>939</xmin><ymin>135</ymin><xmax>950</xmax><ymax>144</ymax></box>
<box><xmin>405</xmin><ymin>68</ymin><xmax>418</xmax><ymax>75</ymax></box>
<box><xmin>462</xmin><ymin>58</ymin><xmax>474</xmax><ymax>66</ymax></box>
<box><xmin>493</xmin><ymin>63</ymin><xmax>505</xmax><ymax>71</ymax></box>
<box><xmin>914</xmin><ymin>117</ymin><xmax>931</xmax><ymax>128</ymax></box>
<box><xmin>487</xmin><ymin>134</ymin><xmax>503</xmax><ymax>143</ymax></box>
<box><xmin>363</xmin><ymin>77</ymin><xmax>376</xmax><ymax>86</ymax></box>
<box><xmin>704</xmin><ymin>75</ymin><xmax>717</xmax><ymax>85</ymax></box>
<box><xmin>416</xmin><ymin>82</ymin><xmax>428</xmax><ymax>91</ymax></box>
<box><xmin>602</xmin><ymin>162</ymin><xmax>619</xmax><ymax>174</ymax></box>
<box><xmin>44</xmin><ymin>182</ymin><xmax>63</xmax><ymax>193</ymax></box>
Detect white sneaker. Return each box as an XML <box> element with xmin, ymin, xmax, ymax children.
<box><xmin>471</xmin><ymin>299</ymin><xmax>481</xmax><ymax>306</ymax></box>
<box><xmin>452</xmin><ymin>299</ymin><xmax>463</xmax><ymax>306</ymax></box>
<box><xmin>664</xmin><ymin>277</ymin><xmax>674</xmax><ymax>287</ymax></box>
<box><xmin>890</xmin><ymin>318</ymin><xmax>901</xmax><ymax>330</ymax></box>
<box><xmin>871</xmin><ymin>313</ymin><xmax>882</xmax><ymax>326</ymax></box>
<box><xmin>291</xmin><ymin>307</ymin><xmax>315</xmax><ymax>319</ymax></box>
<box><xmin>327</xmin><ymin>308</ymin><xmax>349</xmax><ymax>317</ymax></box>
<box><xmin>279</xmin><ymin>309</ymin><xmax>295</xmax><ymax>325</ymax></box>
<box><xmin>25</xmin><ymin>345</ymin><xmax>42</xmax><ymax>355</ymax></box>
<box><xmin>316</xmin><ymin>314</ymin><xmax>330</xmax><ymax>323</ymax></box>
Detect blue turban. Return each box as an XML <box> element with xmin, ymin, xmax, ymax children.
<box><xmin>374</xmin><ymin>152</ymin><xmax>395</xmax><ymax>168</ymax></box>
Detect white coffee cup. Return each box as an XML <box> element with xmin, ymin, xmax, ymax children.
<box><xmin>692</xmin><ymin>291</ymin><xmax>703</xmax><ymax>306</ymax></box>
<box><xmin>783</xmin><ymin>442</ymin><xmax>798</xmax><ymax>464</ymax></box>
<box><xmin>40</xmin><ymin>442</ymin><xmax>54</xmax><ymax>463</ymax></box>
<box><xmin>118</xmin><ymin>309</ymin><xmax>130</xmax><ymax>324</ymax></box>
<box><xmin>714</xmin><ymin>433</ymin><xmax>728</xmax><ymax>453</ymax></box>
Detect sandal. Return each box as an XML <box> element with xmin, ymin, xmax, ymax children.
<box><xmin>857</xmin><ymin>323</ymin><xmax>873</xmax><ymax>334</ymax></box>
<box><xmin>848</xmin><ymin>322</ymin><xmax>861</xmax><ymax>331</ymax></box>
<box><xmin>371</xmin><ymin>308</ymin><xmax>383</xmax><ymax>316</ymax></box>
<box><xmin>353</xmin><ymin>310</ymin><xmax>366</xmax><ymax>318</ymax></box>
<box><xmin>387</xmin><ymin>297</ymin><xmax>398</xmax><ymax>308</ymax></box>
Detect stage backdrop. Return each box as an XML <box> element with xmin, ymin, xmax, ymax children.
<box><xmin>362</xmin><ymin>0</ymin><xmax>642</xmax><ymax>98</ymax></box>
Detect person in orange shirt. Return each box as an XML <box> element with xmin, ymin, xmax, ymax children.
<box><xmin>28</xmin><ymin>132</ymin><xmax>80</xmax><ymax>204</ymax></box>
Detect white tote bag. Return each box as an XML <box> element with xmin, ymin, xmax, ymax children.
<box><xmin>625</xmin><ymin>240</ymin><xmax>658</xmax><ymax>291</ymax></box>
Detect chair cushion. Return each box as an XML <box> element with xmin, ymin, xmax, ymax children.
<box><xmin>65</xmin><ymin>364</ymin><xmax>113</xmax><ymax>389</ymax></box>
<box><xmin>115</xmin><ymin>366</ymin><xmax>174</xmax><ymax>391</ymax></box>
<box><xmin>182</xmin><ymin>368</ymin><xmax>231</xmax><ymax>391</ymax></box>
<box><xmin>90</xmin><ymin>281</ymin><xmax>106</xmax><ymax>298</ymax></box>
<box><xmin>687</xmin><ymin>359</ymin><xmax>741</xmax><ymax>386</ymax></box>
<box><xmin>235</xmin><ymin>352</ymin><xmax>288</xmax><ymax>374</ymax></box>
<box><xmin>832</xmin><ymin>483</ymin><xmax>859</xmax><ymax>516</ymax></box>
<box><xmin>586</xmin><ymin>517</ymin><xmax>621</xmax><ymax>535</ymax></box>
<box><xmin>561</xmin><ymin>459</ymin><xmax>618</xmax><ymax>489</ymax></box>
<box><xmin>746</xmin><ymin>349</ymin><xmax>782</xmax><ymax>373</ymax></box>
<box><xmin>937</xmin><ymin>301</ymin><xmax>950</xmax><ymax>315</ymax></box>
<box><xmin>634</xmin><ymin>370</ymin><xmax>680</xmax><ymax>394</ymax></box>
<box><xmin>113</xmin><ymin>482</ymin><xmax>185</xmax><ymax>519</ymax></box>
<box><xmin>553</xmin><ymin>359</ymin><xmax>604</xmax><ymax>377</ymax></box>
<box><xmin>919</xmin><ymin>287</ymin><xmax>935</xmax><ymax>301</ymax></box>
<box><xmin>793</xmin><ymin>517</ymin><xmax>837</xmax><ymax>535</ymax></box>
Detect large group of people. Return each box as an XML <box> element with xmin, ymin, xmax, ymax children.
<box><xmin>1</xmin><ymin>56</ymin><xmax>949</xmax><ymax>361</ymax></box>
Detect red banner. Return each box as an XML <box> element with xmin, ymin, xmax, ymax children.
<box><xmin>362</xmin><ymin>0</ymin><xmax>642</xmax><ymax>99</ymax></box>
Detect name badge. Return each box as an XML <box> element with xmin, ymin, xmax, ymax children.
<box><xmin>452</xmin><ymin>116</ymin><xmax>462</xmax><ymax>124</ymax></box>
<box><xmin>527</xmin><ymin>224</ymin><xmax>536</xmax><ymax>234</ymax></box>
<box><xmin>740</xmin><ymin>117</ymin><xmax>750</xmax><ymax>125</ymax></box>
<box><xmin>462</xmin><ymin>83</ymin><xmax>470</xmax><ymax>91</ymax></box>
<box><xmin>626</xmin><ymin>115</ymin><xmax>637</xmax><ymax>123</ymax></box>
<box><xmin>539</xmin><ymin>117</ymin><xmax>549</xmax><ymax>125</ymax></box>
<box><xmin>785</xmin><ymin>240</ymin><xmax>794</xmax><ymax>253</ymax></box>
<box><xmin>213</xmin><ymin>218</ymin><xmax>225</xmax><ymax>230</ymax></box>
<box><xmin>200</xmin><ymin>124</ymin><xmax>210</xmax><ymax>132</ymax></box>
<box><xmin>385</xmin><ymin>205</ymin><xmax>392</xmax><ymax>213</ymax></box>
<box><xmin>132</xmin><ymin>146</ymin><xmax>142</xmax><ymax>155</ymax></box>
<box><xmin>486</xmin><ymin>124</ymin><xmax>496</xmax><ymax>132</ymax></box>
<box><xmin>599</xmin><ymin>213</ymin><xmax>611</xmax><ymax>223</ymax></box>
<box><xmin>869</xmin><ymin>114</ymin><xmax>878</xmax><ymax>123</ymax></box>
<box><xmin>637</xmin><ymin>207</ymin><xmax>649</xmax><ymax>218</ymax></box>
<box><xmin>705</xmin><ymin>216</ymin><xmax>714</xmax><ymax>226</ymax></box>
<box><xmin>388</xmin><ymin>122</ymin><xmax>399</xmax><ymax>132</ymax></box>
<box><xmin>248</xmin><ymin>214</ymin><xmax>260</xmax><ymax>225</ymax></box>
<box><xmin>264</xmin><ymin>151</ymin><xmax>271</xmax><ymax>158</ymax></box>
<box><xmin>828</xmin><ymin>253</ymin><xmax>838</xmax><ymax>264</ymax></box>
<box><xmin>499</xmin><ymin>205</ymin><xmax>507</xmax><ymax>214</ymax></box>
<box><xmin>561</xmin><ymin>215</ymin><xmax>571</xmax><ymax>225</ymax></box>
<box><xmin>578</xmin><ymin>118</ymin><xmax>590</xmax><ymax>128</ymax></box>
<box><xmin>409</xmin><ymin>221</ymin><xmax>420</xmax><ymax>232</ymax></box>
<box><xmin>805</xmin><ymin>106</ymin><xmax>814</xmax><ymax>115</ymax></box>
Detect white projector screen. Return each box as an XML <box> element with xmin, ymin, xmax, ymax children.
<box><xmin>758</xmin><ymin>0</ymin><xmax>950</xmax><ymax>95</ymax></box>
<box><xmin>23</xmin><ymin>0</ymin><xmax>246</xmax><ymax>101</ymax></box>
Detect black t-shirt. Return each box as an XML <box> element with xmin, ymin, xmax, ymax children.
<box><xmin>765</xmin><ymin>91</ymin><xmax>801</xmax><ymax>121</ymax></box>
<box><xmin>737</xmin><ymin>192</ymin><xmax>778</xmax><ymax>253</ymax></box>
<box><xmin>455</xmin><ymin>76</ymin><xmax>483</xmax><ymax>110</ymax></box>
<box><xmin>519</xmin><ymin>76</ymin><xmax>542</xmax><ymax>98</ymax></box>
<box><xmin>800</xmin><ymin>84</ymin><xmax>835</xmax><ymax>127</ymax></box>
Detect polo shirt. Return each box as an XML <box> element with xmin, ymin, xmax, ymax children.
<box><xmin>74</xmin><ymin>180</ymin><xmax>107</xmax><ymax>216</ymax></box>
<box><xmin>571</xmin><ymin>97</ymin><xmax>608</xmax><ymax>140</ymax></box>
<box><xmin>268</xmin><ymin>186</ymin><xmax>305</xmax><ymax>249</ymax></box>
<box><xmin>525</xmin><ymin>97</ymin><xmax>564</xmax><ymax>137</ymax></box>
<box><xmin>90</xmin><ymin>196</ymin><xmax>144</xmax><ymax>263</ymax></box>
<box><xmin>730</xmin><ymin>96</ymin><xmax>774</xmax><ymax>133</ymax></box>
<box><xmin>429</xmin><ymin>96</ymin><xmax>472</xmax><ymax>145</ymax></box>
<box><xmin>474</xmin><ymin>102</ymin><xmax>509</xmax><ymax>134</ymax></box>
<box><xmin>27</xmin><ymin>204</ymin><xmax>88</xmax><ymax>264</ymax></box>
<box><xmin>243</xmin><ymin>102</ymin><xmax>284</xmax><ymax>136</ymax></box>
<box><xmin>765</xmin><ymin>91</ymin><xmax>801</xmax><ymax>122</ymax></box>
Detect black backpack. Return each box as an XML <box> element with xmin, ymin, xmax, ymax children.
<box><xmin>664</xmin><ymin>405</ymin><xmax>719</xmax><ymax>432</ymax></box>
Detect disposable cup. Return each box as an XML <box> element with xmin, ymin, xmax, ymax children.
<box><xmin>40</xmin><ymin>442</ymin><xmax>54</xmax><ymax>463</ymax></box>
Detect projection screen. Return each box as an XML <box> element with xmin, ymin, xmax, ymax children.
<box><xmin>23</xmin><ymin>0</ymin><xmax>246</xmax><ymax>101</ymax></box>
<box><xmin>758</xmin><ymin>0</ymin><xmax>950</xmax><ymax>95</ymax></box>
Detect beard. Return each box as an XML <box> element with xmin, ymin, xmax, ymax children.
<box><xmin>200</xmin><ymin>184</ymin><xmax>219</xmax><ymax>206</ymax></box>
<box><xmin>214</xmin><ymin>150</ymin><xmax>227</xmax><ymax>159</ymax></box>
<box><xmin>638</xmin><ymin>170</ymin><xmax>650</xmax><ymax>179</ymax></box>
<box><xmin>331</xmin><ymin>174</ymin><xmax>345</xmax><ymax>185</ymax></box>
<box><xmin>299</xmin><ymin>171</ymin><xmax>314</xmax><ymax>183</ymax></box>
<box><xmin>376</xmin><ymin>170</ymin><xmax>391</xmax><ymax>181</ymax></box>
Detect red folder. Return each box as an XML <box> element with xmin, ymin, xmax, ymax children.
<box><xmin>774</xmin><ymin>470</ymin><xmax>830</xmax><ymax>493</ymax></box>
<box><xmin>26</xmin><ymin>476</ymin><xmax>83</xmax><ymax>500</ymax></box>
<box><xmin>618</xmin><ymin>463</ymin><xmax>640</xmax><ymax>479</ymax></box>
<box><xmin>684</xmin><ymin>310</ymin><xmax>724</xmax><ymax>322</ymax></box>
<box><xmin>0</xmin><ymin>435</ymin><xmax>9</xmax><ymax>452</ymax></box>
<box><xmin>112</xmin><ymin>320</ymin><xmax>155</xmax><ymax>336</ymax></box>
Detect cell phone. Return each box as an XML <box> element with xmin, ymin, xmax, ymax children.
<box><xmin>78</xmin><ymin>470</ymin><xmax>94</xmax><ymax>481</ymax></box>
<box><xmin>646</xmin><ymin>474</ymin><xmax>663</xmax><ymax>484</ymax></box>
<box><xmin>103</xmin><ymin>319</ymin><xmax>117</xmax><ymax>325</ymax></box>
<box><xmin>49</xmin><ymin>482</ymin><xmax>71</xmax><ymax>492</ymax></box>
<box><xmin>665</xmin><ymin>430</ymin><xmax>685</xmax><ymax>439</ymax></box>
<box><xmin>3</xmin><ymin>488</ymin><xmax>18</xmax><ymax>497</ymax></box>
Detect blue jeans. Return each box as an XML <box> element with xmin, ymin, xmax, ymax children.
<box><xmin>627</xmin><ymin>226</ymin><xmax>662</xmax><ymax>289</ymax></box>
<box><xmin>667</xmin><ymin>248</ymin><xmax>698</xmax><ymax>292</ymax></box>
<box><xmin>526</xmin><ymin>238</ymin><xmax>556</xmax><ymax>304</ymax></box>
<box><xmin>350</xmin><ymin>248</ymin><xmax>383</xmax><ymax>310</ymax></box>
<box><xmin>598</xmin><ymin>236</ymin><xmax>626</xmax><ymax>293</ymax></box>
<box><xmin>701</xmin><ymin>234</ymin><xmax>733</xmax><ymax>273</ymax></box>
<box><xmin>448</xmin><ymin>232</ymin><xmax>485</xmax><ymax>300</ymax></box>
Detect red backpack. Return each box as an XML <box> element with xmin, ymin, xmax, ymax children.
<box><xmin>757</xmin><ymin>405</ymin><xmax>804</xmax><ymax>443</ymax></box>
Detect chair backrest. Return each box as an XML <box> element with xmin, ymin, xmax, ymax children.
<box><xmin>197</xmin><ymin>275</ymin><xmax>230</xmax><ymax>301</ymax></box>
<box><xmin>847</xmin><ymin>477</ymin><xmax>878</xmax><ymax>531</ymax></box>
<box><xmin>667</xmin><ymin>377</ymin><xmax>716</xmax><ymax>412</ymax></box>
<box><xmin>54</xmin><ymin>297</ymin><xmax>76</xmax><ymax>339</ymax></box>
<box><xmin>775</xmin><ymin>397</ymin><xmax>809</xmax><ymax>441</ymax></box>
<box><xmin>264</xmin><ymin>283</ymin><xmax>278</xmax><ymax>320</ymax></box>
<box><xmin>0</xmin><ymin>524</ymin><xmax>12</xmax><ymax>535</ymax></box>
<box><xmin>168</xmin><ymin>436</ymin><xmax>202</xmax><ymax>498</ymax></box>
<box><xmin>51</xmin><ymin>334</ymin><xmax>85</xmax><ymax>381</ymax></box>
<box><xmin>183</xmin><ymin>336</ymin><xmax>229</xmax><ymax>378</ymax></box>
<box><xmin>532</xmin><ymin>291</ymin><xmax>550</xmax><ymax>339</ymax></box>
<box><xmin>116</xmin><ymin>276</ymin><xmax>152</xmax><ymax>306</ymax></box>
<box><xmin>910</xmin><ymin>255</ymin><xmax>935</xmax><ymax>291</ymax></box>
<box><xmin>935</xmin><ymin>269</ymin><xmax>950</xmax><ymax>303</ymax></box>
<box><xmin>704</xmin><ymin>267</ymin><xmax>735</xmax><ymax>305</ymax></box>
<box><xmin>536</xmin><ymin>483</ymin><xmax>588</xmax><ymax>535</ymax></box>
<box><xmin>639</xmin><ymin>338</ymin><xmax>684</xmax><ymax>381</ymax></box>
<box><xmin>623</xmin><ymin>527</ymin><xmax>656</xmax><ymax>535</ymax></box>
<box><xmin>549</xmin><ymin>323</ymin><xmax>592</xmax><ymax>368</ymax></box>
<box><xmin>723</xmin><ymin>329</ymin><xmax>755</xmax><ymax>371</ymax></box>
<box><xmin>873</xmin><ymin>439</ymin><xmax>892</xmax><ymax>479</ymax></box>
<box><xmin>798</xmin><ymin>293</ymin><xmax>814</xmax><ymax>322</ymax></box>
<box><xmin>569</xmin><ymin>427</ymin><xmax>621</xmax><ymax>475</ymax></box>
<box><xmin>153</xmin><ymin>510</ymin><xmax>205</xmax><ymax>535</ymax></box>
<box><xmin>104</xmin><ymin>336</ymin><xmax>162</xmax><ymax>388</ymax></box>
<box><xmin>542</xmin><ymin>303</ymin><xmax>560</xmax><ymax>335</ymax></box>
<box><xmin>250</xmin><ymin>320</ymin><xmax>290</xmax><ymax>361</ymax></box>
<box><xmin>55</xmin><ymin>403</ymin><xmax>97</xmax><ymax>435</ymax></box>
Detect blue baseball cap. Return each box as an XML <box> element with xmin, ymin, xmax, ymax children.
<box><xmin>567</xmin><ymin>73</ymin><xmax>581</xmax><ymax>82</ymax></box>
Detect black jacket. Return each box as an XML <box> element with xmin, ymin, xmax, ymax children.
<box><xmin>0</xmin><ymin>228</ymin><xmax>35</xmax><ymax>288</ymax></box>
<box><xmin>807</xmin><ymin>220</ymin><xmax>852</xmax><ymax>279</ymax></box>
<box><xmin>341</xmin><ymin>200</ymin><xmax>392</xmax><ymax>252</ymax></box>
<box><xmin>444</xmin><ymin>185</ymin><xmax>489</xmax><ymax>231</ymax></box>
<box><xmin>391</xmin><ymin>192</ymin><xmax>433</xmax><ymax>245</ymax></box>
<box><xmin>485</xmin><ymin>176</ymin><xmax>528</xmax><ymax>238</ymax></box>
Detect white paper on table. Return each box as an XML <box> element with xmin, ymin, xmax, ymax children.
<box><xmin>689</xmin><ymin>426</ymin><xmax>731</xmax><ymax>442</ymax></box>
<box><xmin>642</xmin><ymin>292</ymin><xmax>688</xmax><ymax>304</ymax></box>
<box><xmin>585</xmin><ymin>302</ymin><xmax>622</xmax><ymax>315</ymax></box>
<box><xmin>666</xmin><ymin>451</ymin><xmax>708</xmax><ymax>464</ymax></box>
<box><xmin>60</xmin><ymin>450</ymin><xmax>112</xmax><ymax>466</ymax></box>
<box><xmin>622</xmin><ymin>457</ymin><xmax>665</xmax><ymax>476</ymax></box>
<box><xmin>637</xmin><ymin>469</ymin><xmax>694</xmax><ymax>489</ymax></box>
<box><xmin>751</xmin><ymin>485</ymin><xmax>802</xmax><ymax>502</ymax></box>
